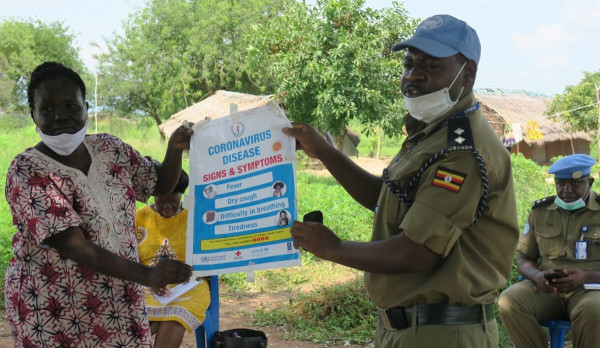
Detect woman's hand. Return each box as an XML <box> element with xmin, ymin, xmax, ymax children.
<box><xmin>147</xmin><ymin>258</ymin><xmax>193</xmax><ymax>289</ymax></box>
<box><xmin>168</xmin><ymin>123</ymin><xmax>194</xmax><ymax>152</ymax></box>
<box><xmin>152</xmin><ymin>285</ymin><xmax>173</xmax><ymax>297</ymax></box>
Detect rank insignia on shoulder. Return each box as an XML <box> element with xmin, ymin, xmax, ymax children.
<box><xmin>532</xmin><ymin>195</ymin><xmax>556</xmax><ymax>208</ymax></box>
<box><xmin>431</xmin><ymin>166</ymin><xmax>467</xmax><ymax>193</ymax></box>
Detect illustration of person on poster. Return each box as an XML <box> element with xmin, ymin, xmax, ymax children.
<box><xmin>185</xmin><ymin>103</ymin><xmax>300</xmax><ymax>276</ymax></box>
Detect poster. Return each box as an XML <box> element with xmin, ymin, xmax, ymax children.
<box><xmin>185</xmin><ymin>103</ymin><xmax>300</xmax><ymax>276</ymax></box>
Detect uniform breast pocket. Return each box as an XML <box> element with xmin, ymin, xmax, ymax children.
<box><xmin>584</xmin><ymin>226</ymin><xmax>600</xmax><ymax>259</ymax></box>
<box><xmin>536</xmin><ymin>226</ymin><xmax>564</xmax><ymax>258</ymax></box>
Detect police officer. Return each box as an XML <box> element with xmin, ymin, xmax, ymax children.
<box><xmin>499</xmin><ymin>154</ymin><xmax>600</xmax><ymax>348</ymax></box>
<box><xmin>284</xmin><ymin>15</ymin><xmax>518</xmax><ymax>347</ymax></box>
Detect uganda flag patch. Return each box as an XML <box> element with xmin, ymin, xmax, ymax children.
<box><xmin>432</xmin><ymin>166</ymin><xmax>467</xmax><ymax>193</ymax></box>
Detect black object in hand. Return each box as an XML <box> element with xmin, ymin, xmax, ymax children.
<box><xmin>544</xmin><ymin>269</ymin><xmax>567</xmax><ymax>281</ymax></box>
<box><xmin>303</xmin><ymin>210</ymin><xmax>323</xmax><ymax>224</ymax></box>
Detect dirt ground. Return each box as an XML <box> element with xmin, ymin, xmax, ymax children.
<box><xmin>0</xmin><ymin>158</ymin><xmax>388</xmax><ymax>348</ymax></box>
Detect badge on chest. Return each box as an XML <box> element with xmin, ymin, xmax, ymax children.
<box><xmin>576</xmin><ymin>225</ymin><xmax>589</xmax><ymax>260</ymax></box>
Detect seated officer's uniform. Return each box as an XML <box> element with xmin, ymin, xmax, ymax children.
<box><xmin>499</xmin><ymin>154</ymin><xmax>600</xmax><ymax>348</ymax></box>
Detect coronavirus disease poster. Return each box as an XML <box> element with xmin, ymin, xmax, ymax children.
<box><xmin>185</xmin><ymin>103</ymin><xmax>300</xmax><ymax>276</ymax></box>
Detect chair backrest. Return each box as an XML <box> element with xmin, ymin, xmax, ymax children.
<box><xmin>195</xmin><ymin>275</ymin><xmax>220</xmax><ymax>348</ymax></box>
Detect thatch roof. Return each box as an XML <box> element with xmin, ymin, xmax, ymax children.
<box><xmin>159</xmin><ymin>90</ymin><xmax>273</xmax><ymax>137</ymax></box>
<box><xmin>475</xmin><ymin>89</ymin><xmax>591</xmax><ymax>146</ymax></box>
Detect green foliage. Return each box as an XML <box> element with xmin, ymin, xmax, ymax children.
<box><xmin>246</xmin><ymin>0</ymin><xmax>417</xmax><ymax>137</ymax></box>
<box><xmin>254</xmin><ymin>277</ymin><xmax>376</xmax><ymax>345</ymax></box>
<box><xmin>546</xmin><ymin>70</ymin><xmax>600</xmax><ymax>132</ymax></box>
<box><xmin>95</xmin><ymin>0</ymin><xmax>289</xmax><ymax>125</ymax></box>
<box><xmin>351</xmin><ymin>119</ymin><xmax>404</xmax><ymax>159</ymax></box>
<box><xmin>510</xmin><ymin>153</ymin><xmax>555</xmax><ymax>231</ymax></box>
<box><xmin>0</xmin><ymin>18</ymin><xmax>88</xmax><ymax>111</ymax></box>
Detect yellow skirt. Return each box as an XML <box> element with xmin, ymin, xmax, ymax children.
<box><xmin>144</xmin><ymin>279</ymin><xmax>211</xmax><ymax>333</ymax></box>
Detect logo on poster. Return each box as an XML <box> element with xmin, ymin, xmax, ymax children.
<box><xmin>231</xmin><ymin>122</ymin><xmax>245</xmax><ymax>137</ymax></box>
<box><xmin>234</xmin><ymin>250</ymin><xmax>243</xmax><ymax>260</ymax></box>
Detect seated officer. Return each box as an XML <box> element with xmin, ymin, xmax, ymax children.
<box><xmin>498</xmin><ymin>154</ymin><xmax>600</xmax><ymax>348</ymax></box>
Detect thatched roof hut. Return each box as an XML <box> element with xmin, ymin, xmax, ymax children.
<box><xmin>475</xmin><ymin>88</ymin><xmax>591</xmax><ymax>164</ymax></box>
<box><xmin>160</xmin><ymin>90</ymin><xmax>361</xmax><ymax>156</ymax></box>
<box><xmin>159</xmin><ymin>90</ymin><xmax>273</xmax><ymax>138</ymax></box>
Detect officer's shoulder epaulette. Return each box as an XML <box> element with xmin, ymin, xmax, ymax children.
<box><xmin>532</xmin><ymin>195</ymin><xmax>556</xmax><ymax>208</ymax></box>
<box><xmin>446</xmin><ymin>117</ymin><xmax>475</xmax><ymax>149</ymax></box>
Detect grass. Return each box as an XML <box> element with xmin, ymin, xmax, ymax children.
<box><xmin>0</xmin><ymin>113</ymin><xmax>587</xmax><ymax>347</ymax></box>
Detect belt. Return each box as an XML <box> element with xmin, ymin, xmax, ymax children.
<box><xmin>377</xmin><ymin>303</ymin><xmax>495</xmax><ymax>330</ymax></box>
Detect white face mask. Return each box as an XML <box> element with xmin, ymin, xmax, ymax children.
<box><xmin>36</xmin><ymin>120</ymin><xmax>89</xmax><ymax>156</ymax></box>
<box><xmin>403</xmin><ymin>61</ymin><xmax>467</xmax><ymax>123</ymax></box>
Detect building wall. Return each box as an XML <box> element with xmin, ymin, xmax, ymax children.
<box><xmin>511</xmin><ymin>140</ymin><xmax>591</xmax><ymax>165</ymax></box>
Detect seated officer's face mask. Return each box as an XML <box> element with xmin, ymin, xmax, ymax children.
<box><xmin>554</xmin><ymin>189</ymin><xmax>589</xmax><ymax>211</ymax></box>
<box><xmin>404</xmin><ymin>61</ymin><xmax>467</xmax><ymax>123</ymax></box>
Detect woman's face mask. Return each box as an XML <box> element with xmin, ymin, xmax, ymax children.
<box><xmin>37</xmin><ymin>120</ymin><xmax>89</xmax><ymax>156</ymax></box>
<box><xmin>403</xmin><ymin>61</ymin><xmax>466</xmax><ymax>123</ymax></box>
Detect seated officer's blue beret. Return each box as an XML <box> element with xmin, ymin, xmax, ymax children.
<box><xmin>548</xmin><ymin>154</ymin><xmax>596</xmax><ymax>179</ymax></box>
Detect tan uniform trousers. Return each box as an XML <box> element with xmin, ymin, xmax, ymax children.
<box><xmin>498</xmin><ymin>280</ymin><xmax>600</xmax><ymax>348</ymax></box>
<box><xmin>375</xmin><ymin>317</ymin><xmax>498</xmax><ymax>348</ymax></box>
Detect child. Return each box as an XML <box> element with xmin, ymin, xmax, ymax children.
<box><xmin>136</xmin><ymin>170</ymin><xmax>210</xmax><ymax>348</ymax></box>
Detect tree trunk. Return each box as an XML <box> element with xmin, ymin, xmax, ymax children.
<box><xmin>150</xmin><ymin>112</ymin><xmax>165</xmax><ymax>141</ymax></box>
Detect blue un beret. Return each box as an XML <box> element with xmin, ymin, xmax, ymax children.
<box><xmin>548</xmin><ymin>154</ymin><xmax>596</xmax><ymax>179</ymax></box>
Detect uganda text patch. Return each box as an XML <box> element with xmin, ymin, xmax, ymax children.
<box><xmin>432</xmin><ymin>166</ymin><xmax>467</xmax><ymax>193</ymax></box>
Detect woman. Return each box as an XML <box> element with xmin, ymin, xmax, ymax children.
<box><xmin>4</xmin><ymin>62</ymin><xmax>193</xmax><ymax>347</ymax></box>
<box><xmin>272</xmin><ymin>181</ymin><xmax>284</xmax><ymax>197</ymax></box>
<box><xmin>136</xmin><ymin>170</ymin><xmax>210</xmax><ymax>348</ymax></box>
<box><xmin>278</xmin><ymin>210</ymin><xmax>290</xmax><ymax>226</ymax></box>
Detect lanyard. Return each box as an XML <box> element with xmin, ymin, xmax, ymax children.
<box><xmin>408</xmin><ymin>103</ymin><xmax>480</xmax><ymax>152</ymax></box>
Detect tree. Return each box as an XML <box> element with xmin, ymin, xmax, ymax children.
<box><xmin>0</xmin><ymin>19</ymin><xmax>88</xmax><ymax>111</ymax></box>
<box><xmin>0</xmin><ymin>60</ymin><xmax>15</xmax><ymax>110</ymax></box>
<box><xmin>95</xmin><ymin>0</ymin><xmax>290</xmax><ymax>129</ymax></box>
<box><xmin>246</xmin><ymin>0</ymin><xmax>417</xmax><ymax>137</ymax></box>
<box><xmin>546</xmin><ymin>70</ymin><xmax>600</xmax><ymax>159</ymax></box>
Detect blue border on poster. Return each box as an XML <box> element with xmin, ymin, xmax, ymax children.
<box><xmin>191</xmin><ymin>162</ymin><xmax>297</xmax><ymax>271</ymax></box>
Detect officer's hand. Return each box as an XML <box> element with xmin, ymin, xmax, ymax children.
<box><xmin>282</xmin><ymin>122</ymin><xmax>331</xmax><ymax>159</ymax></box>
<box><xmin>147</xmin><ymin>259</ymin><xmax>192</xmax><ymax>289</ymax></box>
<box><xmin>535</xmin><ymin>270</ymin><xmax>558</xmax><ymax>293</ymax></box>
<box><xmin>290</xmin><ymin>221</ymin><xmax>340</xmax><ymax>260</ymax></box>
<box><xmin>553</xmin><ymin>268</ymin><xmax>586</xmax><ymax>293</ymax></box>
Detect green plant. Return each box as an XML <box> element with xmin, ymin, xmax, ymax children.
<box><xmin>253</xmin><ymin>276</ymin><xmax>376</xmax><ymax>346</ymax></box>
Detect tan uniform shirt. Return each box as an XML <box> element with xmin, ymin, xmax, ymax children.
<box><xmin>365</xmin><ymin>92</ymin><xmax>519</xmax><ymax>308</ymax></box>
<box><xmin>519</xmin><ymin>191</ymin><xmax>600</xmax><ymax>271</ymax></box>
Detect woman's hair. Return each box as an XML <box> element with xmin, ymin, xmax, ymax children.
<box><xmin>273</xmin><ymin>181</ymin><xmax>284</xmax><ymax>189</ymax></box>
<box><xmin>173</xmin><ymin>169</ymin><xmax>189</xmax><ymax>194</ymax></box>
<box><xmin>27</xmin><ymin>62</ymin><xmax>86</xmax><ymax>108</ymax></box>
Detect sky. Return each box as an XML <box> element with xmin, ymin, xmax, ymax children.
<box><xmin>1</xmin><ymin>0</ymin><xmax>599</xmax><ymax>95</ymax></box>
